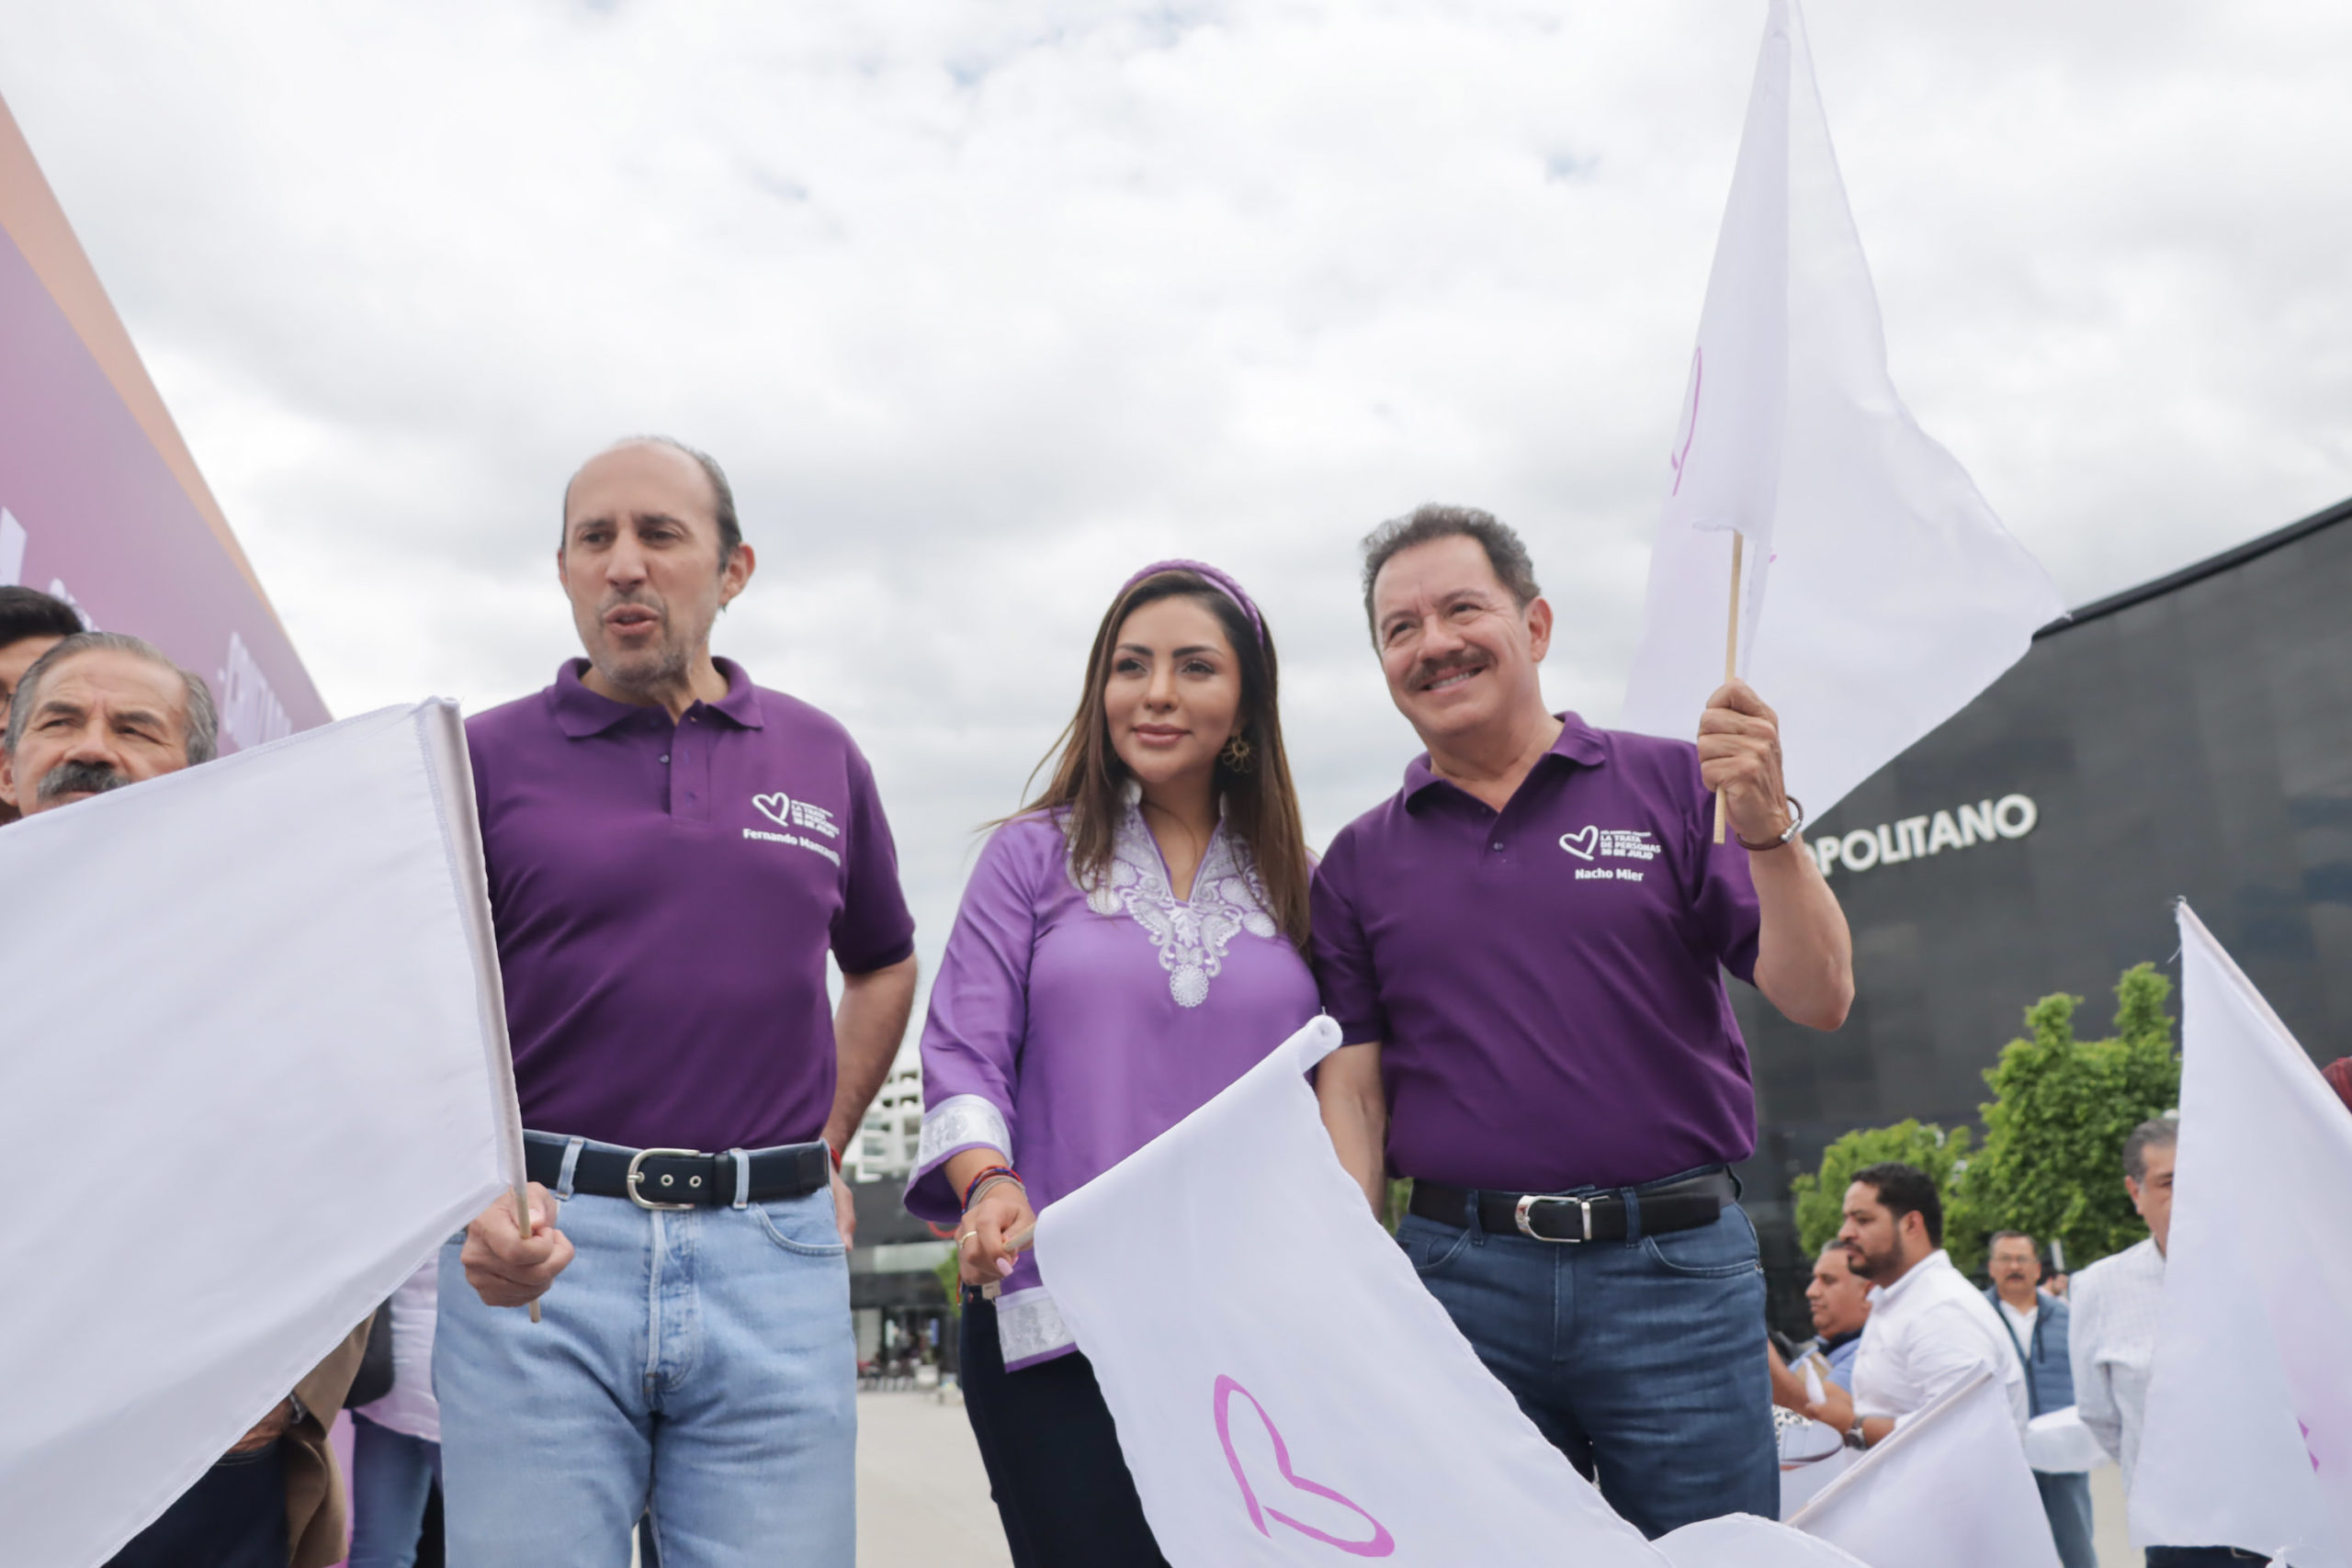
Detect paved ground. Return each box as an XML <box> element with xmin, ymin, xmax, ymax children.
<box><xmin>2091</xmin><ymin>1463</ymin><xmax>2133</xmax><ymax>1567</ymax></box>
<box><xmin>628</xmin><ymin>1400</ymin><xmax>2133</xmax><ymax>1566</ymax></box>
<box><xmin>858</xmin><ymin>1388</ymin><xmax>1011</xmax><ymax>1568</ymax></box>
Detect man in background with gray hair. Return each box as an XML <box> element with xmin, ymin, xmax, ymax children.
<box><xmin>0</xmin><ymin>630</ymin><xmax>219</xmax><ymax>815</ymax></box>
<box><xmin>1987</xmin><ymin>1229</ymin><xmax>2094</xmax><ymax>1568</ymax></box>
<box><xmin>2070</xmin><ymin>1118</ymin><xmax>2260</xmax><ymax>1568</ymax></box>
<box><xmin>1</xmin><ymin>629</ymin><xmax>371</xmax><ymax>1567</ymax></box>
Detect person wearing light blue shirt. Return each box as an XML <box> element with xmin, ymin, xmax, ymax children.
<box><xmin>1804</xmin><ymin>1243</ymin><xmax>1869</xmax><ymax>1392</ymax></box>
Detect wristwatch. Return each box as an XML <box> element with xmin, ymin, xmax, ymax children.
<box><xmin>1843</xmin><ymin>1416</ymin><xmax>1867</xmax><ymax>1450</ymax></box>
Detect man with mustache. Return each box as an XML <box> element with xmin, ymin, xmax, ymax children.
<box><xmin>1312</xmin><ymin>504</ymin><xmax>1854</xmax><ymax>1536</ymax></box>
<box><xmin>438</xmin><ymin>437</ymin><xmax>918</xmax><ymax>1567</ymax></box>
<box><xmin>2</xmin><ymin>630</ymin><xmax>217</xmax><ymax>813</ymax></box>
<box><xmin>0</xmin><ymin>585</ymin><xmax>88</xmax><ymax>824</ymax></box>
<box><xmin>3</xmin><ymin>631</ymin><xmax>373</xmax><ymax>1568</ymax></box>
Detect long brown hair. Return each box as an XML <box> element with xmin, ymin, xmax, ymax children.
<box><xmin>1015</xmin><ymin>568</ymin><xmax>1311</xmax><ymax>951</ymax></box>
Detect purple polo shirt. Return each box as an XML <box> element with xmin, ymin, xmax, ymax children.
<box><xmin>1310</xmin><ymin>714</ymin><xmax>1761</xmax><ymax>1193</ymax></box>
<box><xmin>467</xmin><ymin>659</ymin><xmax>915</xmax><ymax>1152</ymax></box>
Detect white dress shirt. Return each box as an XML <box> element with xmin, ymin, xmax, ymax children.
<box><xmin>2067</xmin><ymin>1235</ymin><xmax>2165</xmax><ymax>1484</ymax></box>
<box><xmin>354</xmin><ymin>1254</ymin><xmax>440</xmax><ymax>1443</ymax></box>
<box><xmin>1996</xmin><ymin>1294</ymin><xmax>2039</xmax><ymax>1348</ymax></box>
<box><xmin>1850</xmin><ymin>1248</ymin><xmax>2030</xmax><ymax>1431</ymax></box>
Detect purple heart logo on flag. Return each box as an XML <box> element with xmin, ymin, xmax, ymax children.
<box><xmin>1214</xmin><ymin>1375</ymin><xmax>1395</xmax><ymax>1558</ymax></box>
<box><xmin>1668</xmin><ymin>346</ymin><xmax>1702</xmax><ymax>496</ymax></box>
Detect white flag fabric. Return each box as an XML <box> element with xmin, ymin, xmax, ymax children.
<box><xmin>1035</xmin><ymin>1016</ymin><xmax>1863</xmax><ymax>1566</ymax></box>
<box><xmin>0</xmin><ymin>702</ymin><xmax>525</xmax><ymax>1566</ymax></box>
<box><xmin>2127</xmin><ymin>905</ymin><xmax>2352</xmax><ymax>1564</ymax></box>
<box><xmin>2020</xmin><ymin>1408</ymin><xmax>2105</xmax><ymax>1475</ymax></box>
<box><xmin>1787</xmin><ymin>1368</ymin><xmax>2060</xmax><ymax>1568</ymax></box>
<box><xmin>1619</xmin><ymin>0</ymin><xmax>2064</xmax><ymax>818</ymax></box>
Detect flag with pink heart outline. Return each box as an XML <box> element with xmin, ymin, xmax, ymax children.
<box><xmin>1035</xmin><ymin>1017</ymin><xmax>1867</xmax><ymax>1566</ymax></box>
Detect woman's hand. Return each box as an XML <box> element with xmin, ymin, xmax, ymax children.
<box><xmin>956</xmin><ymin>1181</ymin><xmax>1037</xmax><ymax>1287</ymax></box>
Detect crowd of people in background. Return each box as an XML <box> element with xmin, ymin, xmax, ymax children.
<box><xmin>11</xmin><ymin>441</ymin><xmax>2346</xmax><ymax>1568</ymax></box>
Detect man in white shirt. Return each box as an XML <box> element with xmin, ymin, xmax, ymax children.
<box><xmin>2071</xmin><ymin>1118</ymin><xmax>2258</xmax><ymax>1568</ymax></box>
<box><xmin>1801</xmin><ymin>1162</ymin><xmax>2028</xmax><ymax>1450</ymax></box>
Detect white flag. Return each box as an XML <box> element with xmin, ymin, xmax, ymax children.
<box><xmin>1619</xmin><ymin>0</ymin><xmax>2064</xmax><ymax>818</ymax></box>
<box><xmin>1787</xmin><ymin>1368</ymin><xmax>2060</xmax><ymax>1568</ymax></box>
<box><xmin>2127</xmin><ymin>905</ymin><xmax>2352</xmax><ymax>1564</ymax></box>
<box><xmin>1035</xmin><ymin>1017</ymin><xmax>1863</xmax><ymax>1566</ymax></box>
<box><xmin>0</xmin><ymin>702</ymin><xmax>526</xmax><ymax>1566</ymax></box>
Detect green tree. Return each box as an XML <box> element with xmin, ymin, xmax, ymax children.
<box><xmin>1385</xmin><ymin>1178</ymin><xmax>1413</xmax><ymax>1235</ymax></box>
<box><xmin>1790</xmin><ymin>1120</ymin><xmax>1977</xmax><ymax>1273</ymax></box>
<box><xmin>1950</xmin><ymin>964</ymin><xmax>2180</xmax><ymax>1272</ymax></box>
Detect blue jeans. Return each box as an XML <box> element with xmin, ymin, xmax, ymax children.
<box><xmin>2035</xmin><ymin>1468</ymin><xmax>2096</xmax><ymax>1568</ymax></box>
<box><xmin>349</xmin><ymin>1415</ymin><xmax>441</xmax><ymax>1568</ymax></box>
<box><xmin>1396</xmin><ymin>1197</ymin><xmax>1775</xmax><ymax>1537</ymax></box>
<box><xmin>434</xmin><ymin>1140</ymin><xmax>855</xmax><ymax>1568</ymax></box>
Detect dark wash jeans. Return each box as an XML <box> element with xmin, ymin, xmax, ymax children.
<box><xmin>2035</xmin><ymin>1467</ymin><xmax>2098</xmax><ymax>1568</ymax></box>
<box><xmin>1396</xmin><ymin>1196</ymin><xmax>1776</xmax><ymax>1538</ymax></box>
<box><xmin>959</xmin><ymin>1295</ymin><xmax>1170</xmax><ymax>1568</ymax></box>
<box><xmin>105</xmin><ymin>1443</ymin><xmax>288</xmax><ymax>1568</ymax></box>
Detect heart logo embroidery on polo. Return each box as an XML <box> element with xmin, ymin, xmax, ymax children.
<box><xmin>1558</xmin><ymin>826</ymin><xmax>1599</xmax><ymax>861</ymax></box>
<box><xmin>1214</xmin><ymin>1375</ymin><xmax>1395</xmax><ymax>1557</ymax></box>
<box><xmin>753</xmin><ymin>792</ymin><xmax>794</xmax><ymax>828</ymax></box>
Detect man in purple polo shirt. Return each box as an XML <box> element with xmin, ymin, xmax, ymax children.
<box><xmin>1314</xmin><ymin>504</ymin><xmax>1852</xmax><ymax>1538</ymax></box>
<box><xmin>436</xmin><ymin>437</ymin><xmax>919</xmax><ymax>1566</ymax></box>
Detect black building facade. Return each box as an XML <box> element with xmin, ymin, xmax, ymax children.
<box><xmin>1730</xmin><ymin>496</ymin><xmax>2352</xmax><ymax>1322</ymax></box>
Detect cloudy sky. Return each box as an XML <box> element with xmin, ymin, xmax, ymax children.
<box><xmin>6</xmin><ymin>0</ymin><xmax>2349</xmax><ymax>1012</ymax></box>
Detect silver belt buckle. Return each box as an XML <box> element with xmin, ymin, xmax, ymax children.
<box><xmin>1515</xmin><ymin>1193</ymin><xmax>1594</xmax><ymax>1243</ymax></box>
<box><xmin>626</xmin><ymin>1147</ymin><xmax>707</xmax><ymax>1211</ymax></box>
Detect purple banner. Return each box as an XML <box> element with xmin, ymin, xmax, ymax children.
<box><xmin>0</xmin><ymin>169</ymin><xmax>326</xmax><ymax>748</ymax></box>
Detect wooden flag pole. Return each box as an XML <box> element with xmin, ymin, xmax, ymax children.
<box><xmin>1713</xmin><ymin>533</ymin><xmax>1744</xmax><ymax>845</ymax></box>
<box><xmin>513</xmin><ymin>1185</ymin><xmax>541</xmax><ymax>1324</ymax></box>
<box><xmin>981</xmin><ymin>1223</ymin><xmax>1039</xmax><ymax>1302</ymax></box>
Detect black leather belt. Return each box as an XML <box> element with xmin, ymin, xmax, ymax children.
<box><xmin>1408</xmin><ymin>1168</ymin><xmax>1735</xmax><ymax>1244</ymax></box>
<box><xmin>524</xmin><ymin>1137</ymin><xmax>831</xmax><ymax>1211</ymax></box>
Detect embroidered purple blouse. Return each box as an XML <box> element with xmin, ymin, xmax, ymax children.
<box><xmin>907</xmin><ymin>802</ymin><xmax>1319</xmax><ymax>1368</ymax></box>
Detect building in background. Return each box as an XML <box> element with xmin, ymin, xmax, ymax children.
<box><xmin>1734</xmin><ymin>496</ymin><xmax>2352</xmax><ymax>1325</ymax></box>
<box><xmin>844</xmin><ymin>1052</ymin><xmax>956</xmax><ymax>1375</ymax></box>
<box><xmin>847</xmin><ymin>1053</ymin><xmax>923</xmax><ymax>1186</ymax></box>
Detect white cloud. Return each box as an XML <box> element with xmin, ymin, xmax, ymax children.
<box><xmin>5</xmin><ymin>0</ymin><xmax>2349</xmax><ymax>995</ymax></box>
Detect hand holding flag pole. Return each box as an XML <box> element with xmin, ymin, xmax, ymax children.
<box><xmin>1619</xmin><ymin>0</ymin><xmax>2064</xmax><ymax>821</ymax></box>
<box><xmin>513</xmin><ymin>1188</ymin><xmax>542</xmax><ymax>1324</ymax></box>
<box><xmin>980</xmin><ymin>1223</ymin><xmax>1038</xmax><ymax>1302</ymax></box>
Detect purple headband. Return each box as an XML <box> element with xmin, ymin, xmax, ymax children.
<box><xmin>1116</xmin><ymin>558</ymin><xmax>1266</xmax><ymax>645</ymax></box>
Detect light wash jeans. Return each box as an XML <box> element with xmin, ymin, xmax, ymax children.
<box><xmin>348</xmin><ymin>1414</ymin><xmax>440</xmax><ymax>1568</ymax></box>
<box><xmin>1397</xmin><ymin>1190</ymin><xmax>1775</xmax><ymax>1538</ymax></box>
<box><xmin>434</xmin><ymin>1137</ymin><xmax>855</xmax><ymax>1568</ymax></box>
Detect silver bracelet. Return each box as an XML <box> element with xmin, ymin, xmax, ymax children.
<box><xmin>1733</xmin><ymin>795</ymin><xmax>1805</xmax><ymax>853</ymax></box>
<box><xmin>963</xmin><ymin>1173</ymin><xmax>1023</xmax><ymax>1212</ymax></box>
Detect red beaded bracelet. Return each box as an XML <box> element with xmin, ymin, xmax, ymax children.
<box><xmin>961</xmin><ymin>1164</ymin><xmax>1021</xmax><ymax>1211</ymax></box>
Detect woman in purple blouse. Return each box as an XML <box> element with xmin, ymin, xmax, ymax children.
<box><xmin>905</xmin><ymin>561</ymin><xmax>1318</xmax><ymax>1566</ymax></box>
